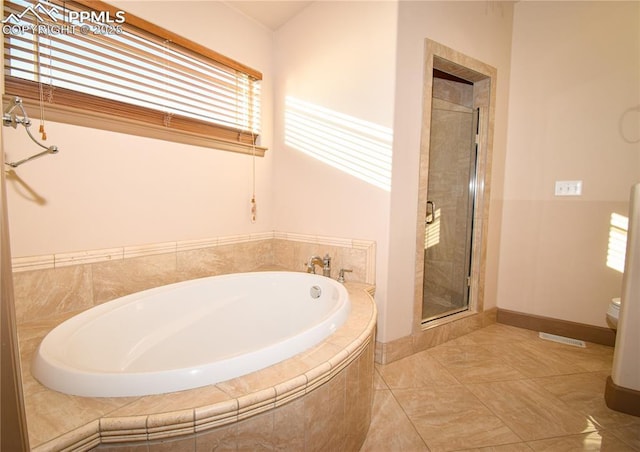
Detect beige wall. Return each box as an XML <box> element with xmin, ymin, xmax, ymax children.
<box><xmin>3</xmin><ymin>1</ymin><xmax>275</xmax><ymax>257</ymax></box>
<box><xmin>498</xmin><ymin>1</ymin><xmax>640</xmax><ymax>327</ymax></box>
<box><xmin>273</xmin><ymin>2</ymin><xmax>398</xmax><ymax>340</ymax></box>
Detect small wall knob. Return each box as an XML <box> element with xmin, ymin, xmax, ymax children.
<box><xmin>337</xmin><ymin>268</ymin><xmax>352</xmax><ymax>283</ymax></box>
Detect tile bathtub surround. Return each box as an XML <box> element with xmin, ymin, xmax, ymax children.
<box><xmin>12</xmin><ymin>231</ymin><xmax>375</xmax><ymax>325</ymax></box>
<box><xmin>19</xmin><ymin>284</ymin><xmax>377</xmax><ymax>451</ymax></box>
<box><xmin>361</xmin><ymin>323</ymin><xmax>640</xmax><ymax>452</ymax></box>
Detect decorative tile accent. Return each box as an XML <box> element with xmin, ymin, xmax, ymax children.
<box><xmin>147</xmin><ymin>409</ymin><xmax>195</xmax><ymax>441</ymax></box>
<box><xmin>216</xmin><ymin>234</ymin><xmax>255</xmax><ymax>246</ymax></box>
<box><xmin>11</xmin><ymin>254</ymin><xmax>54</xmax><ymax>272</ymax></box>
<box><xmin>11</xmin><ymin>232</ymin><xmax>376</xmax><ymax>286</ymax></box>
<box><xmin>100</xmin><ymin>416</ymin><xmax>148</xmax><ymax>443</ymax></box>
<box><xmin>175</xmin><ymin>237</ymin><xmax>218</xmax><ymax>253</ymax></box>
<box><xmin>274</xmin><ymin>374</ymin><xmax>307</xmax><ymax>407</ymax></box>
<box><xmin>56</xmin><ymin>247</ymin><xmax>123</xmax><ymax>268</ymax></box>
<box><xmin>304</xmin><ymin>362</ymin><xmax>333</xmax><ymax>394</ymax></box>
<box><xmin>194</xmin><ymin>399</ymin><xmax>238</xmax><ymax>432</ymax></box>
<box><xmin>124</xmin><ymin>241</ymin><xmax>176</xmax><ymax>259</ymax></box>
<box><xmin>249</xmin><ymin>231</ymin><xmax>275</xmax><ymax>242</ymax></box>
<box><xmin>236</xmin><ymin>387</ymin><xmax>276</xmax><ymax>421</ymax></box>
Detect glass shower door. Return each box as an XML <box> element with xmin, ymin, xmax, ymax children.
<box><xmin>422</xmin><ymin>103</ymin><xmax>479</xmax><ymax>322</ymax></box>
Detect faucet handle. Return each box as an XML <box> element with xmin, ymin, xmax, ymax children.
<box><xmin>337</xmin><ymin>268</ymin><xmax>352</xmax><ymax>283</ymax></box>
<box><xmin>322</xmin><ymin>254</ymin><xmax>332</xmax><ymax>278</ymax></box>
<box><xmin>305</xmin><ymin>261</ymin><xmax>315</xmax><ymax>273</ymax></box>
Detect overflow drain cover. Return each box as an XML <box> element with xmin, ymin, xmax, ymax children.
<box><xmin>310</xmin><ymin>285</ymin><xmax>322</xmax><ymax>299</ymax></box>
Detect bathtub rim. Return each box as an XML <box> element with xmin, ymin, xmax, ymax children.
<box><xmin>32</xmin><ymin>271</ymin><xmax>352</xmax><ymax>398</ymax></box>
<box><xmin>27</xmin><ymin>281</ymin><xmax>377</xmax><ymax>451</ymax></box>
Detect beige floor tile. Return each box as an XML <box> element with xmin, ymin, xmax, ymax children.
<box><xmin>445</xmin><ymin>323</ymin><xmax>539</xmax><ymax>347</ymax></box>
<box><xmin>482</xmin><ymin>340</ymin><xmax>588</xmax><ymax>378</ymax></box>
<box><xmin>459</xmin><ymin>443</ymin><xmax>533</xmax><ymax>451</ymax></box>
<box><xmin>427</xmin><ymin>343</ymin><xmax>503</xmax><ymax>366</ymax></box>
<box><xmin>609</xmin><ymin>424</ymin><xmax>640</xmax><ymax>450</ymax></box>
<box><xmin>527</xmin><ymin>430</ymin><xmax>638</xmax><ymax>451</ymax></box>
<box><xmin>393</xmin><ymin>385</ymin><xmax>520</xmax><ymax>451</ymax></box>
<box><xmin>531</xmin><ymin>371</ymin><xmax>640</xmax><ymax>430</ymax></box>
<box><xmin>467</xmin><ymin>379</ymin><xmax>598</xmax><ymax>441</ymax></box>
<box><xmin>359</xmin><ymin>389</ymin><xmax>428</xmax><ymax>452</ymax></box>
<box><xmin>377</xmin><ymin>349</ymin><xmax>459</xmax><ymax>389</ymax></box>
<box><xmin>427</xmin><ymin>344</ymin><xmax>526</xmax><ymax>383</ymax></box>
<box><xmin>533</xmin><ymin>339</ymin><xmax>614</xmax><ymax>372</ymax></box>
<box><xmin>372</xmin><ymin>368</ymin><xmax>388</xmax><ymax>390</ymax></box>
<box><xmin>363</xmin><ymin>324</ymin><xmax>632</xmax><ymax>451</ymax></box>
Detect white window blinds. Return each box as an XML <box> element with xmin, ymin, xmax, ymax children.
<box><xmin>3</xmin><ymin>0</ymin><xmax>264</xmax><ymax>154</ymax></box>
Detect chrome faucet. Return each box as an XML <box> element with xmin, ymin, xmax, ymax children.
<box><xmin>306</xmin><ymin>254</ymin><xmax>331</xmax><ymax>277</ymax></box>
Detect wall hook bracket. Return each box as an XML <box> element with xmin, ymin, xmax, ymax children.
<box><xmin>3</xmin><ymin>96</ymin><xmax>59</xmax><ymax>168</ymax></box>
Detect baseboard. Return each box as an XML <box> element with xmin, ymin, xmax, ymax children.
<box><xmin>605</xmin><ymin>376</ymin><xmax>640</xmax><ymax>417</ymax></box>
<box><xmin>496</xmin><ymin>309</ymin><xmax>616</xmax><ymax>347</ymax></box>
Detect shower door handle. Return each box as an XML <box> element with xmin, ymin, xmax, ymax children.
<box><xmin>426</xmin><ymin>201</ymin><xmax>435</xmax><ymax>225</ymax></box>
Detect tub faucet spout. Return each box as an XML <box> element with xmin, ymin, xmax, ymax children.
<box><xmin>306</xmin><ymin>256</ymin><xmax>323</xmax><ymax>274</ymax></box>
<box><xmin>306</xmin><ymin>254</ymin><xmax>331</xmax><ymax>277</ymax></box>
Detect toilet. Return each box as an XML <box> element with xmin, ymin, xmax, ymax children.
<box><xmin>607</xmin><ymin>297</ymin><xmax>621</xmax><ymax>329</ymax></box>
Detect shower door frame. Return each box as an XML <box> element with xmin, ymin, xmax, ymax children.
<box><xmin>422</xmin><ymin>104</ymin><xmax>479</xmax><ymax>322</ymax></box>
<box><xmin>413</xmin><ymin>39</ymin><xmax>497</xmax><ymax>331</ymax></box>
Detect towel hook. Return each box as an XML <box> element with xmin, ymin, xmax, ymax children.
<box><xmin>3</xmin><ymin>96</ymin><xmax>59</xmax><ymax>168</ymax></box>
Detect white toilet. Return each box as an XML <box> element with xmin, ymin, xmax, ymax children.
<box><xmin>607</xmin><ymin>297</ymin><xmax>621</xmax><ymax>329</ymax></box>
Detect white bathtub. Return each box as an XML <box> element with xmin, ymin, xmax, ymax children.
<box><xmin>32</xmin><ymin>271</ymin><xmax>350</xmax><ymax>397</ymax></box>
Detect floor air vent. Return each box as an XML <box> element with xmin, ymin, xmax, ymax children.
<box><xmin>538</xmin><ymin>332</ymin><xmax>586</xmax><ymax>348</ymax></box>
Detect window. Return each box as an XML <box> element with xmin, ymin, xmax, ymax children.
<box><xmin>3</xmin><ymin>0</ymin><xmax>264</xmax><ymax>155</ymax></box>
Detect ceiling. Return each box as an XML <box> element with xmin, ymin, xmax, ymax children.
<box><xmin>224</xmin><ymin>1</ymin><xmax>313</xmax><ymax>31</ymax></box>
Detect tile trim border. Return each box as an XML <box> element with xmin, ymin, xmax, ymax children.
<box><xmin>11</xmin><ymin>231</ymin><xmax>376</xmax><ymax>284</ymax></box>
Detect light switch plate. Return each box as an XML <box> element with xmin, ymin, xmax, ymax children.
<box><xmin>555</xmin><ymin>180</ymin><xmax>582</xmax><ymax>196</ymax></box>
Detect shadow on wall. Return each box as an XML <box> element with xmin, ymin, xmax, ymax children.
<box><xmin>284</xmin><ymin>96</ymin><xmax>393</xmax><ymax>191</ymax></box>
<box><xmin>5</xmin><ymin>170</ymin><xmax>47</xmax><ymax>205</ymax></box>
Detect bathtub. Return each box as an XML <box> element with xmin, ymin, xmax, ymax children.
<box><xmin>32</xmin><ymin>271</ymin><xmax>351</xmax><ymax>398</ymax></box>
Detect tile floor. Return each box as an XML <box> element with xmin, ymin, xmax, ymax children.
<box><xmin>360</xmin><ymin>323</ymin><xmax>640</xmax><ymax>451</ymax></box>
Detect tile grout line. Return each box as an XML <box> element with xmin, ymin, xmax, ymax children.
<box><xmin>373</xmin><ymin>368</ymin><xmax>432</xmax><ymax>451</ymax></box>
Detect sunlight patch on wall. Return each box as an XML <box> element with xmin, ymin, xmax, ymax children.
<box><xmin>284</xmin><ymin>96</ymin><xmax>392</xmax><ymax>191</ymax></box>
<box><xmin>607</xmin><ymin>212</ymin><xmax>628</xmax><ymax>273</ymax></box>
<box><xmin>425</xmin><ymin>208</ymin><xmax>441</xmax><ymax>249</ymax></box>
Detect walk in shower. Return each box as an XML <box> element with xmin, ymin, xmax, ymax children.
<box><xmin>415</xmin><ymin>42</ymin><xmax>496</xmax><ymax>327</ymax></box>
<box><xmin>422</xmin><ymin>90</ymin><xmax>479</xmax><ymax>321</ymax></box>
